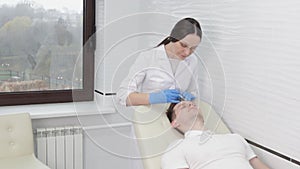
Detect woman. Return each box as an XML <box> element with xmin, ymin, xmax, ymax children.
<box><xmin>117</xmin><ymin>17</ymin><xmax>202</xmax><ymax>106</ymax></box>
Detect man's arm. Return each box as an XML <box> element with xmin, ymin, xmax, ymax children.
<box><xmin>250</xmin><ymin>157</ymin><xmax>271</xmax><ymax>169</ymax></box>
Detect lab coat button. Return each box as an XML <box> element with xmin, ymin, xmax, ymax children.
<box><xmin>7</xmin><ymin>127</ymin><xmax>12</xmax><ymax>132</ymax></box>
<box><xmin>10</xmin><ymin>141</ymin><xmax>15</xmax><ymax>146</ymax></box>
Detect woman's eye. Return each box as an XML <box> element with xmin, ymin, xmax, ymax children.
<box><xmin>180</xmin><ymin>42</ymin><xmax>187</xmax><ymax>48</ymax></box>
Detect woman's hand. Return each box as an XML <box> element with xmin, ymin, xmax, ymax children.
<box><xmin>181</xmin><ymin>91</ymin><xmax>195</xmax><ymax>101</ymax></box>
<box><xmin>149</xmin><ymin>89</ymin><xmax>181</xmax><ymax>104</ymax></box>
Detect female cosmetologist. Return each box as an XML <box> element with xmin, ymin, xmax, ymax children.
<box><xmin>117</xmin><ymin>17</ymin><xmax>202</xmax><ymax>106</ymax></box>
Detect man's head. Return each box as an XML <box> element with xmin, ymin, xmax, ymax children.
<box><xmin>166</xmin><ymin>101</ymin><xmax>204</xmax><ymax>133</ymax></box>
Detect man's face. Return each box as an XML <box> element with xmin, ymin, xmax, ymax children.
<box><xmin>172</xmin><ymin>101</ymin><xmax>198</xmax><ymax>125</ymax></box>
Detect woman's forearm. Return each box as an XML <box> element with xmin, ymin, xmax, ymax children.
<box><xmin>126</xmin><ymin>92</ymin><xmax>150</xmax><ymax>106</ymax></box>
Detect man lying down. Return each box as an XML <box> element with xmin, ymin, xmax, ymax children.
<box><xmin>161</xmin><ymin>101</ymin><xmax>270</xmax><ymax>169</ymax></box>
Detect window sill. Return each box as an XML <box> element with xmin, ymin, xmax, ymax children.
<box><xmin>0</xmin><ymin>101</ymin><xmax>116</xmax><ymax>119</ymax></box>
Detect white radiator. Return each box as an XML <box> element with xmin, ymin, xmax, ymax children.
<box><xmin>35</xmin><ymin>126</ymin><xmax>83</xmax><ymax>169</ymax></box>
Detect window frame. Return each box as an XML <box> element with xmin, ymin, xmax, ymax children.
<box><xmin>0</xmin><ymin>0</ymin><xmax>95</xmax><ymax>106</ymax></box>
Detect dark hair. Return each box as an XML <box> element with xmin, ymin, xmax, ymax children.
<box><xmin>166</xmin><ymin>103</ymin><xmax>178</xmax><ymax>123</ymax></box>
<box><xmin>157</xmin><ymin>17</ymin><xmax>202</xmax><ymax>47</ymax></box>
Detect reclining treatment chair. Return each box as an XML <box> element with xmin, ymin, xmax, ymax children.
<box><xmin>0</xmin><ymin>113</ymin><xmax>50</xmax><ymax>169</ymax></box>
<box><xmin>133</xmin><ymin>100</ymin><xmax>231</xmax><ymax>169</ymax></box>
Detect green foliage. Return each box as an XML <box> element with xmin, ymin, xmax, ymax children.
<box><xmin>1</xmin><ymin>16</ymin><xmax>32</xmax><ymax>32</ymax></box>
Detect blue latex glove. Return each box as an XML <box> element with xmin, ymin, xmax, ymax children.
<box><xmin>149</xmin><ymin>89</ymin><xmax>180</xmax><ymax>104</ymax></box>
<box><xmin>181</xmin><ymin>91</ymin><xmax>196</xmax><ymax>101</ymax></box>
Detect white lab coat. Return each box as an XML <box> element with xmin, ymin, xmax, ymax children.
<box><xmin>117</xmin><ymin>45</ymin><xmax>199</xmax><ymax>105</ymax></box>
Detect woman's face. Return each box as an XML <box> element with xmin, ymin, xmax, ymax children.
<box><xmin>169</xmin><ymin>34</ymin><xmax>201</xmax><ymax>60</ymax></box>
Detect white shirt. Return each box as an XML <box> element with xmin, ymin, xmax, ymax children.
<box><xmin>161</xmin><ymin>130</ymin><xmax>257</xmax><ymax>169</ymax></box>
<box><xmin>116</xmin><ymin>45</ymin><xmax>199</xmax><ymax>105</ymax></box>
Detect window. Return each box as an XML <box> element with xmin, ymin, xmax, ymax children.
<box><xmin>0</xmin><ymin>0</ymin><xmax>95</xmax><ymax>106</ymax></box>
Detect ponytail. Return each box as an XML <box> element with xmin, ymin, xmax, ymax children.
<box><xmin>156</xmin><ymin>36</ymin><xmax>177</xmax><ymax>47</ymax></box>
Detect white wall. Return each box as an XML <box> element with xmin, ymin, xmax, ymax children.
<box><xmin>95</xmin><ymin>0</ymin><xmax>144</xmax><ymax>109</ymax></box>
<box><xmin>81</xmin><ymin>0</ymin><xmax>145</xmax><ymax>168</ymax></box>
<box><xmin>95</xmin><ymin>0</ymin><xmax>141</xmax><ymax>92</ymax></box>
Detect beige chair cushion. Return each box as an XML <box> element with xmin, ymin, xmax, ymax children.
<box><xmin>133</xmin><ymin>100</ymin><xmax>230</xmax><ymax>169</ymax></box>
<box><xmin>0</xmin><ymin>113</ymin><xmax>50</xmax><ymax>169</ymax></box>
<box><xmin>0</xmin><ymin>154</ymin><xmax>50</xmax><ymax>169</ymax></box>
<box><xmin>0</xmin><ymin>113</ymin><xmax>34</xmax><ymax>158</ymax></box>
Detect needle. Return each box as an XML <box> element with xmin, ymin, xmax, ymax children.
<box><xmin>179</xmin><ymin>94</ymin><xmax>185</xmax><ymax>101</ymax></box>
